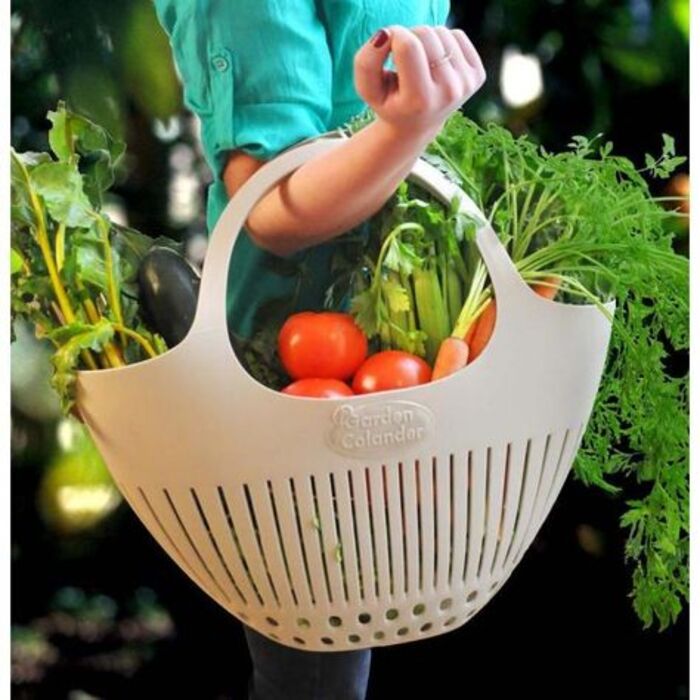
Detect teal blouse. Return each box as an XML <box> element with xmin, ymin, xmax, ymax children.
<box><xmin>154</xmin><ymin>0</ymin><xmax>451</xmax><ymax>338</ymax></box>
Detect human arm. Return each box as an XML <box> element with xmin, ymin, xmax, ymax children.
<box><xmin>224</xmin><ymin>25</ymin><xmax>486</xmax><ymax>257</ymax></box>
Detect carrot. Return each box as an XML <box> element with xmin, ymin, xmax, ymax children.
<box><xmin>468</xmin><ymin>299</ymin><xmax>497</xmax><ymax>362</ymax></box>
<box><xmin>531</xmin><ymin>275</ymin><xmax>561</xmax><ymax>300</ymax></box>
<box><xmin>431</xmin><ymin>337</ymin><xmax>470</xmax><ymax>380</ymax></box>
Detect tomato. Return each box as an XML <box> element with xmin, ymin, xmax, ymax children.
<box><xmin>281</xmin><ymin>378</ymin><xmax>354</xmax><ymax>398</ymax></box>
<box><xmin>278</xmin><ymin>312</ymin><xmax>368</xmax><ymax>380</ymax></box>
<box><xmin>352</xmin><ymin>350</ymin><xmax>432</xmax><ymax>394</ymax></box>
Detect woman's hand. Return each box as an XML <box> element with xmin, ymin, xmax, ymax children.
<box><xmin>354</xmin><ymin>25</ymin><xmax>486</xmax><ymax>140</ymax></box>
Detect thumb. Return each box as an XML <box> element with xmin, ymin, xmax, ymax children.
<box><xmin>354</xmin><ymin>27</ymin><xmax>394</xmax><ymax>106</ymax></box>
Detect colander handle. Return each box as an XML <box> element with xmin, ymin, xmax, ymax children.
<box><xmin>189</xmin><ymin>131</ymin><xmax>528</xmax><ymax>338</ymax></box>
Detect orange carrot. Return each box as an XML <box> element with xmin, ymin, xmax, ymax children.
<box><xmin>431</xmin><ymin>337</ymin><xmax>470</xmax><ymax>380</ymax></box>
<box><xmin>531</xmin><ymin>275</ymin><xmax>561</xmax><ymax>300</ymax></box>
<box><xmin>468</xmin><ymin>299</ymin><xmax>497</xmax><ymax>362</ymax></box>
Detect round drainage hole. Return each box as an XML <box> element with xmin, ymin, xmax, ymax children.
<box><xmin>397</xmin><ymin>627</ymin><xmax>409</xmax><ymax>636</ymax></box>
<box><xmin>466</xmin><ymin>591</ymin><xmax>478</xmax><ymax>603</ymax></box>
<box><xmin>412</xmin><ymin>604</ymin><xmax>426</xmax><ymax>616</ymax></box>
<box><xmin>439</xmin><ymin>598</ymin><xmax>453</xmax><ymax>611</ymax></box>
<box><xmin>385</xmin><ymin>608</ymin><xmax>399</xmax><ymax>621</ymax></box>
<box><xmin>329</xmin><ymin>616</ymin><xmax>343</xmax><ymax>627</ymax></box>
<box><xmin>358</xmin><ymin>613</ymin><xmax>371</xmax><ymax>624</ymax></box>
<box><xmin>444</xmin><ymin>617</ymin><xmax>457</xmax><ymax>627</ymax></box>
<box><xmin>348</xmin><ymin>634</ymin><xmax>361</xmax><ymax>643</ymax></box>
<box><xmin>297</xmin><ymin>618</ymin><xmax>311</xmax><ymax>629</ymax></box>
<box><xmin>373</xmin><ymin>631</ymin><xmax>385</xmax><ymax>640</ymax></box>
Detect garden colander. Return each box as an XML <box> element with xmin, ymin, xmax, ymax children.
<box><xmin>76</xmin><ymin>131</ymin><xmax>615</xmax><ymax>652</ymax></box>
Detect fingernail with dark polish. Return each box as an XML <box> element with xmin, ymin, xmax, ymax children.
<box><xmin>372</xmin><ymin>28</ymin><xmax>389</xmax><ymax>48</ymax></box>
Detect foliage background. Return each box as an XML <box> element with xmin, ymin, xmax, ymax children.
<box><xmin>10</xmin><ymin>0</ymin><xmax>689</xmax><ymax>697</ymax></box>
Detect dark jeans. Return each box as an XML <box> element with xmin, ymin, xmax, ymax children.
<box><xmin>243</xmin><ymin>624</ymin><xmax>372</xmax><ymax>700</ymax></box>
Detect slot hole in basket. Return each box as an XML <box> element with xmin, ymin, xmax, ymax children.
<box><xmin>477</xmin><ymin>447</ymin><xmax>492</xmax><ymax>579</ymax></box>
<box><xmin>163</xmin><ymin>489</ymin><xmax>230</xmax><ymax>603</ymax></box>
<box><xmin>217</xmin><ymin>487</ymin><xmax>265</xmax><ymax>606</ymax></box>
<box><xmin>289</xmin><ymin>479</ymin><xmax>317</xmax><ymax>606</ymax></box>
<box><xmin>432</xmin><ymin>457</ymin><xmax>439</xmax><ymax>590</ymax></box>
<box><xmin>293</xmin><ymin>637</ymin><xmax>306</xmax><ymax>645</ymax></box>
<box><xmin>382</xmin><ymin>464</ymin><xmax>395</xmax><ymax>597</ymax></box>
<box><xmin>398</xmin><ymin>461</ymin><xmax>409</xmax><ymax>595</ymax></box>
<box><xmin>266</xmin><ymin>480</ymin><xmax>299</xmax><ymax>606</ymax></box>
<box><xmin>321</xmin><ymin>637</ymin><xmax>334</xmax><ymax>645</ymax></box>
<box><xmin>243</xmin><ymin>484</ymin><xmax>281</xmax><ymax>606</ymax></box>
<box><xmin>329</xmin><ymin>473</ymin><xmax>349</xmax><ymax>602</ymax></box>
<box><xmin>466</xmin><ymin>591</ymin><xmax>478</xmax><ymax>603</ymax></box>
<box><xmin>444</xmin><ymin>617</ymin><xmax>457</xmax><ymax>627</ymax></box>
<box><xmin>420</xmin><ymin>622</ymin><xmax>432</xmax><ymax>632</ymax></box>
<box><xmin>490</xmin><ymin>443</ymin><xmax>512</xmax><ymax>574</ymax></box>
<box><xmin>266</xmin><ymin>617</ymin><xmax>279</xmax><ymax>627</ymax></box>
<box><xmin>137</xmin><ymin>488</ymin><xmax>201</xmax><ymax>587</ymax></box>
<box><xmin>415</xmin><ymin>459</ymin><xmax>423</xmax><ymax>591</ymax></box>
<box><xmin>365</xmin><ymin>468</ymin><xmax>380</xmax><ymax>598</ymax></box>
<box><xmin>448</xmin><ymin>453</ymin><xmax>456</xmax><ymax>585</ymax></box>
<box><xmin>190</xmin><ymin>489</ymin><xmax>247</xmax><ymax>605</ymax></box>
<box><xmin>310</xmin><ymin>475</ymin><xmax>333</xmax><ymax>603</ymax></box>
<box><xmin>347</xmin><ymin>470</ymin><xmax>366</xmax><ymax>600</ymax></box>
<box><xmin>462</xmin><ymin>451</ymin><xmax>473</xmax><ymax>582</ymax></box>
<box><xmin>502</xmin><ymin>439</ymin><xmax>532</xmax><ymax>565</ymax></box>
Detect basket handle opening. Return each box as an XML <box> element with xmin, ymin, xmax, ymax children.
<box><xmin>188</xmin><ymin>133</ymin><xmax>528</xmax><ymax>370</ymax></box>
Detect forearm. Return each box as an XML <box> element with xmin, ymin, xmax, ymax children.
<box><xmin>233</xmin><ymin>119</ymin><xmax>440</xmax><ymax>257</ymax></box>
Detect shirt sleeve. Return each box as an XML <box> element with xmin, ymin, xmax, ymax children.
<box><xmin>153</xmin><ymin>0</ymin><xmax>333</xmax><ymax>177</ymax></box>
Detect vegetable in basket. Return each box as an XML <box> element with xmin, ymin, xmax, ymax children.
<box><xmin>10</xmin><ymin>102</ymin><xmax>189</xmax><ymax>416</ymax></box>
<box><xmin>330</xmin><ymin>109</ymin><xmax>689</xmax><ymax>630</ymax></box>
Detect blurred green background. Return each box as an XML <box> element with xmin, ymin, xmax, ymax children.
<box><xmin>10</xmin><ymin>0</ymin><xmax>689</xmax><ymax>698</ymax></box>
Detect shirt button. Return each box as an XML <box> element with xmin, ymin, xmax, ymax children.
<box><xmin>212</xmin><ymin>55</ymin><xmax>229</xmax><ymax>72</ymax></box>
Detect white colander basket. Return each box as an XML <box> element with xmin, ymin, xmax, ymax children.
<box><xmin>76</xmin><ymin>131</ymin><xmax>615</xmax><ymax>652</ymax></box>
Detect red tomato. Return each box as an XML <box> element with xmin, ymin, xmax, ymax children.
<box><xmin>278</xmin><ymin>312</ymin><xmax>368</xmax><ymax>380</ymax></box>
<box><xmin>352</xmin><ymin>350</ymin><xmax>432</xmax><ymax>394</ymax></box>
<box><xmin>281</xmin><ymin>378</ymin><xmax>354</xmax><ymax>398</ymax></box>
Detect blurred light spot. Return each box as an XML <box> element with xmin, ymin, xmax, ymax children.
<box><xmin>169</xmin><ymin>171</ymin><xmax>201</xmax><ymax>224</ymax></box>
<box><xmin>11</xmin><ymin>12</ymin><xmax>22</xmax><ymax>35</ymax></box>
<box><xmin>186</xmin><ymin>232</ymin><xmax>208</xmax><ymax>267</ymax></box>
<box><xmin>169</xmin><ymin>143</ymin><xmax>195</xmax><ymax>172</ymax></box>
<box><xmin>102</xmin><ymin>200</ymin><xmax>128</xmax><ymax>227</ymax></box>
<box><xmin>57</xmin><ymin>418</ymin><xmax>78</xmax><ymax>452</ymax></box>
<box><xmin>500</xmin><ymin>46</ymin><xmax>544</xmax><ymax>109</ymax></box>
<box><xmin>154</xmin><ymin>116</ymin><xmax>182</xmax><ymax>142</ymax></box>
<box><xmin>576</xmin><ymin>523</ymin><xmax>606</xmax><ymax>557</ymax></box>
<box><xmin>56</xmin><ymin>485</ymin><xmax>121</xmax><ymax>519</ymax></box>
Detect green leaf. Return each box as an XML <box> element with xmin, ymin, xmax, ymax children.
<box><xmin>30</xmin><ymin>161</ymin><xmax>94</xmax><ymax>228</ymax></box>
<box><xmin>662</xmin><ymin>134</ymin><xmax>676</xmax><ymax>157</ymax></box>
<box><xmin>383</xmin><ymin>278</ymin><xmax>410</xmax><ymax>313</ymax></box>
<box><xmin>49</xmin><ymin>319</ymin><xmax>115</xmax><ymax>411</ymax></box>
<box><xmin>11</xmin><ymin>248</ymin><xmax>25</xmax><ymax>275</ymax></box>
<box><xmin>47</xmin><ymin>101</ymin><xmax>126</xmax><ymax>206</ymax></box>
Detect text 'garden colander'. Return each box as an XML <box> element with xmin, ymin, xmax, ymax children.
<box><xmin>76</xmin><ymin>132</ymin><xmax>614</xmax><ymax>652</ymax></box>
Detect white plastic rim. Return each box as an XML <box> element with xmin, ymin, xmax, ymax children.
<box><xmin>76</xmin><ymin>132</ymin><xmax>614</xmax><ymax>652</ymax></box>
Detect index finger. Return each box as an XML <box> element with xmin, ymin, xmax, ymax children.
<box><xmin>384</xmin><ymin>25</ymin><xmax>432</xmax><ymax>95</ymax></box>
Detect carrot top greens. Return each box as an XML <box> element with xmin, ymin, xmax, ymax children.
<box><xmin>337</xmin><ymin>110</ymin><xmax>688</xmax><ymax>630</ymax></box>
